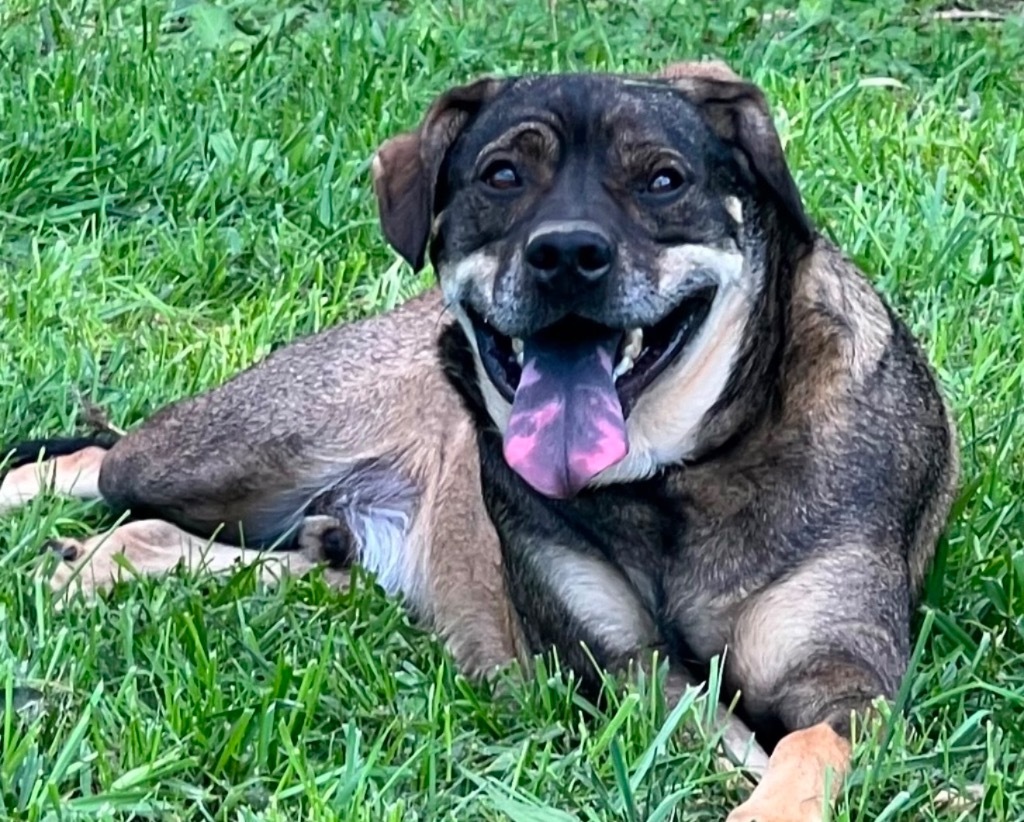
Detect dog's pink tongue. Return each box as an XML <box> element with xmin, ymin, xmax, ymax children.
<box><xmin>503</xmin><ymin>329</ymin><xmax>628</xmax><ymax>499</ymax></box>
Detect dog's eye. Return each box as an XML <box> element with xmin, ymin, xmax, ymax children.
<box><xmin>647</xmin><ymin>168</ymin><xmax>685</xmax><ymax>195</ymax></box>
<box><xmin>481</xmin><ymin>161</ymin><xmax>522</xmax><ymax>191</ymax></box>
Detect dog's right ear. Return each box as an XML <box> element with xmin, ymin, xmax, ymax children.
<box><xmin>371</xmin><ymin>77</ymin><xmax>507</xmax><ymax>272</ymax></box>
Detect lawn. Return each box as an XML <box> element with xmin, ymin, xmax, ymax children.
<box><xmin>1</xmin><ymin>0</ymin><xmax>1022</xmax><ymax>819</ymax></box>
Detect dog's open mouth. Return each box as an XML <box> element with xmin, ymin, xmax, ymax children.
<box><xmin>467</xmin><ymin>287</ymin><xmax>715</xmax><ymax>499</ymax></box>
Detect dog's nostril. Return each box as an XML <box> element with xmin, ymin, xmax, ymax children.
<box><xmin>577</xmin><ymin>242</ymin><xmax>612</xmax><ymax>276</ymax></box>
<box><xmin>527</xmin><ymin>243</ymin><xmax>561</xmax><ymax>272</ymax></box>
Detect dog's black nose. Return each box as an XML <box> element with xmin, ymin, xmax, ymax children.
<box><xmin>525</xmin><ymin>223</ymin><xmax>615</xmax><ymax>290</ymax></box>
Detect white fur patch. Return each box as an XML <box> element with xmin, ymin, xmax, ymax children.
<box><xmin>526</xmin><ymin>220</ymin><xmax>606</xmax><ymax>246</ymax></box>
<box><xmin>439</xmin><ymin>249</ymin><xmax>500</xmax><ymax>308</ymax></box>
<box><xmin>438</xmin><ymin>250</ymin><xmax>516</xmax><ymax>432</ymax></box>
<box><xmin>344</xmin><ymin>505</ymin><xmax>413</xmax><ymax>598</ymax></box>
<box><xmin>652</xmin><ymin>242</ymin><xmax>745</xmax><ymax>299</ymax></box>
<box><xmin>450</xmin><ymin>304</ymin><xmax>514</xmax><ymax>432</ymax></box>
<box><xmin>541</xmin><ymin>547</ymin><xmax>656</xmax><ymax>657</ymax></box>
<box><xmin>724</xmin><ymin>196</ymin><xmax>744</xmax><ymax>224</ymax></box>
<box><xmin>304</xmin><ymin>462</ymin><xmax>422</xmax><ymax>605</ymax></box>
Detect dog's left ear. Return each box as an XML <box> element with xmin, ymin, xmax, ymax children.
<box><xmin>657</xmin><ymin>61</ymin><xmax>813</xmax><ymax>243</ymax></box>
<box><xmin>372</xmin><ymin>77</ymin><xmax>508</xmax><ymax>271</ymax></box>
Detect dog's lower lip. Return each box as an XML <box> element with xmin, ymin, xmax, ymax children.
<box><xmin>466</xmin><ymin>306</ymin><xmax>520</xmax><ymax>403</ymax></box>
<box><xmin>466</xmin><ymin>288</ymin><xmax>716</xmax><ymax>411</ymax></box>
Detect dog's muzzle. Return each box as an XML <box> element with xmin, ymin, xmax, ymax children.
<box><xmin>524</xmin><ymin>221</ymin><xmax>616</xmax><ymax>297</ymax></box>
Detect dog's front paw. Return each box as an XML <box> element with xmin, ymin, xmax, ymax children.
<box><xmin>726</xmin><ymin>797</ymin><xmax>826</xmax><ymax>822</ymax></box>
<box><xmin>724</xmin><ymin>723</ymin><xmax>847</xmax><ymax>822</ymax></box>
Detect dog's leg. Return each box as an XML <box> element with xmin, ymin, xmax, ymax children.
<box><xmin>725</xmin><ymin>723</ymin><xmax>850</xmax><ymax>822</ymax></box>
<box><xmin>43</xmin><ymin>516</ymin><xmax>348</xmax><ymax>602</ymax></box>
<box><xmin>0</xmin><ymin>445</ymin><xmax>108</xmax><ymax>514</ymax></box>
<box><xmin>723</xmin><ymin>548</ymin><xmax>907</xmax><ymax>822</ymax></box>
<box><xmin>662</xmin><ymin>666</ymin><xmax>770</xmax><ymax>780</ymax></box>
<box><xmin>0</xmin><ymin>441</ymin><xmax>353</xmax><ymax>592</ymax></box>
<box><xmin>419</xmin><ymin>429</ymin><xmax>533</xmax><ymax>680</ymax></box>
<box><xmin>4</xmin><ymin>294</ymin><xmax>525</xmax><ymax>682</ymax></box>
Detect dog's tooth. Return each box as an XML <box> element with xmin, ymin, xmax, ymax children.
<box><xmin>512</xmin><ymin>337</ymin><xmax>524</xmax><ymax>355</ymax></box>
<box><xmin>724</xmin><ymin>196</ymin><xmax>743</xmax><ymax>224</ymax></box>
<box><xmin>516</xmin><ymin>350</ymin><xmax>525</xmax><ymax>367</ymax></box>
<box><xmin>613</xmin><ymin>356</ymin><xmax>635</xmax><ymax>379</ymax></box>
<box><xmin>622</xmin><ymin>328</ymin><xmax>643</xmax><ymax>361</ymax></box>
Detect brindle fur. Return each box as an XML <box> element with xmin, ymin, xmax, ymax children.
<box><xmin>1</xmin><ymin>61</ymin><xmax>957</xmax><ymax>821</ymax></box>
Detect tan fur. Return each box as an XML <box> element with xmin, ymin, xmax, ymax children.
<box><xmin>541</xmin><ymin>546</ymin><xmax>658</xmax><ymax>657</ymax></box>
<box><xmin>658</xmin><ymin>60</ymin><xmax>744</xmax><ymax>83</ymax></box>
<box><xmin>45</xmin><ymin>518</ymin><xmax>346</xmax><ymax>603</ymax></box>
<box><xmin>785</xmin><ymin>245</ymin><xmax>894</xmax><ymax>420</ymax></box>
<box><xmin>728</xmin><ymin>546</ymin><xmax>903</xmax><ymax>717</ymax></box>
<box><xmin>595</xmin><ymin>269</ymin><xmax>751</xmax><ymax>485</ymax></box>
<box><xmin>0</xmin><ymin>446</ymin><xmax>105</xmax><ymax>514</ymax></box>
<box><xmin>9</xmin><ymin>290</ymin><xmax>524</xmax><ymax>682</ymax></box>
<box><xmin>439</xmin><ymin>250</ymin><xmax>502</xmax><ymax>321</ymax></box>
<box><xmin>727</xmin><ymin>722</ymin><xmax>851</xmax><ymax>822</ymax></box>
<box><xmin>652</xmin><ymin>242</ymin><xmax>745</xmax><ymax>299</ymax></box>
<box><xmin>414</xmin><ymin>411</ymin><xmax>532</xmax><ymax>675</ymax></box>
<box><xmin>781</xmin><ymin>242</ymin><xmax>960</xmax><ymax>593</ymax></box>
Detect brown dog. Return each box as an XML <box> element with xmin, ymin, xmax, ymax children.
<box><xmin>2</xmin><ymin>60</ymin><xmax>958</xmax><ymax>821</ymax></box>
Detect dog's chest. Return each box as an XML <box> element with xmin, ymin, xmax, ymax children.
<box><xmin>481</xmin><ymin>453</ymin><xmax>676</xmax><ymax>660</ymax></box>
<box><xmin>482</xmin><ymin>444</ymin><xmax>760</xmax><ymax>668</ymax></box>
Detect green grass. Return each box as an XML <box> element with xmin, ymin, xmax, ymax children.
<box><xmin>1</xmin><ymin>0</ymin><xmax>1022</xmax><ymax>818</ymax></box>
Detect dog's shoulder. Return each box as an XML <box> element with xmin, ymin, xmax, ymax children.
<box><xmin>783</xmin><ymin>239</ymin><xmax>895</xmax><ymax>403</ymax></box>
<box><xmin>770</xmin><ymin>237</ymin><xmax>957</xmax><ymax>552</ymax></box>
<box><xmin>780</xmin><ymin>238</ymin><xmax>951</xmax><ymax>431</ymax></box>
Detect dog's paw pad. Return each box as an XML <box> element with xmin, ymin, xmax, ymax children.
<box><xmin>298</xmin><ymin>516</ymin><xmax>357</xmax><ymax>568</ymax></box>
<box><xmin>320</xmin><ymin>526</ymin><xmax>356</xmax><ymax>568</ymax></box>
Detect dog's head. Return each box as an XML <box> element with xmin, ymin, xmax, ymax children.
<box><xmin>372</xmin><ymin>61</ymin><xmax>813</xmax><ymax>499</ymax></box>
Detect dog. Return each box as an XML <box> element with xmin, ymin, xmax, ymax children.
<box><xmin>1</xmin><ymin>60</ymin><xmax>959</xmax><ymax>821</ymax></box>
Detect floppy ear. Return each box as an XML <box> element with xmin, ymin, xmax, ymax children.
<box><xmin>371</xmin><ymin>77</ymin><xmax>507</xmax><ymax>271</ymax></box>
<box><xmin>657</xmin><ymin>60</ymin><xmax>813</xmax><ymax>242</ymax></box>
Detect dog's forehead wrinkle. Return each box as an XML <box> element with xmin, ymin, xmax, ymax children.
<box><xmin>466</xmin><ymin>74</ymin><xmax>697</xmax><ymax>152</ymax></box>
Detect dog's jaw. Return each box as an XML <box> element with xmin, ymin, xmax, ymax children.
<box><xmin>438</xmin><ymin>250</ymin><xmax>516</xmax><ymax>434</ymax></box>
<box><xmin>593</xmin><ymin>271</ymin><xmax>752</xmax><ymax>486</ymax></box>
<box><xmin>440</xmin><ymin>237</ymin><xmax>756</xmax><ymax>492</ymax></box>
<box><xmin>449</xmin><ymin>302</ymin><xmax>516</xmax><ymax>431</ymax></box>
<box><xmin>591</xmin><ymin>239</ymin><xmax>753</xmax><ymax>484</ymax></box>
